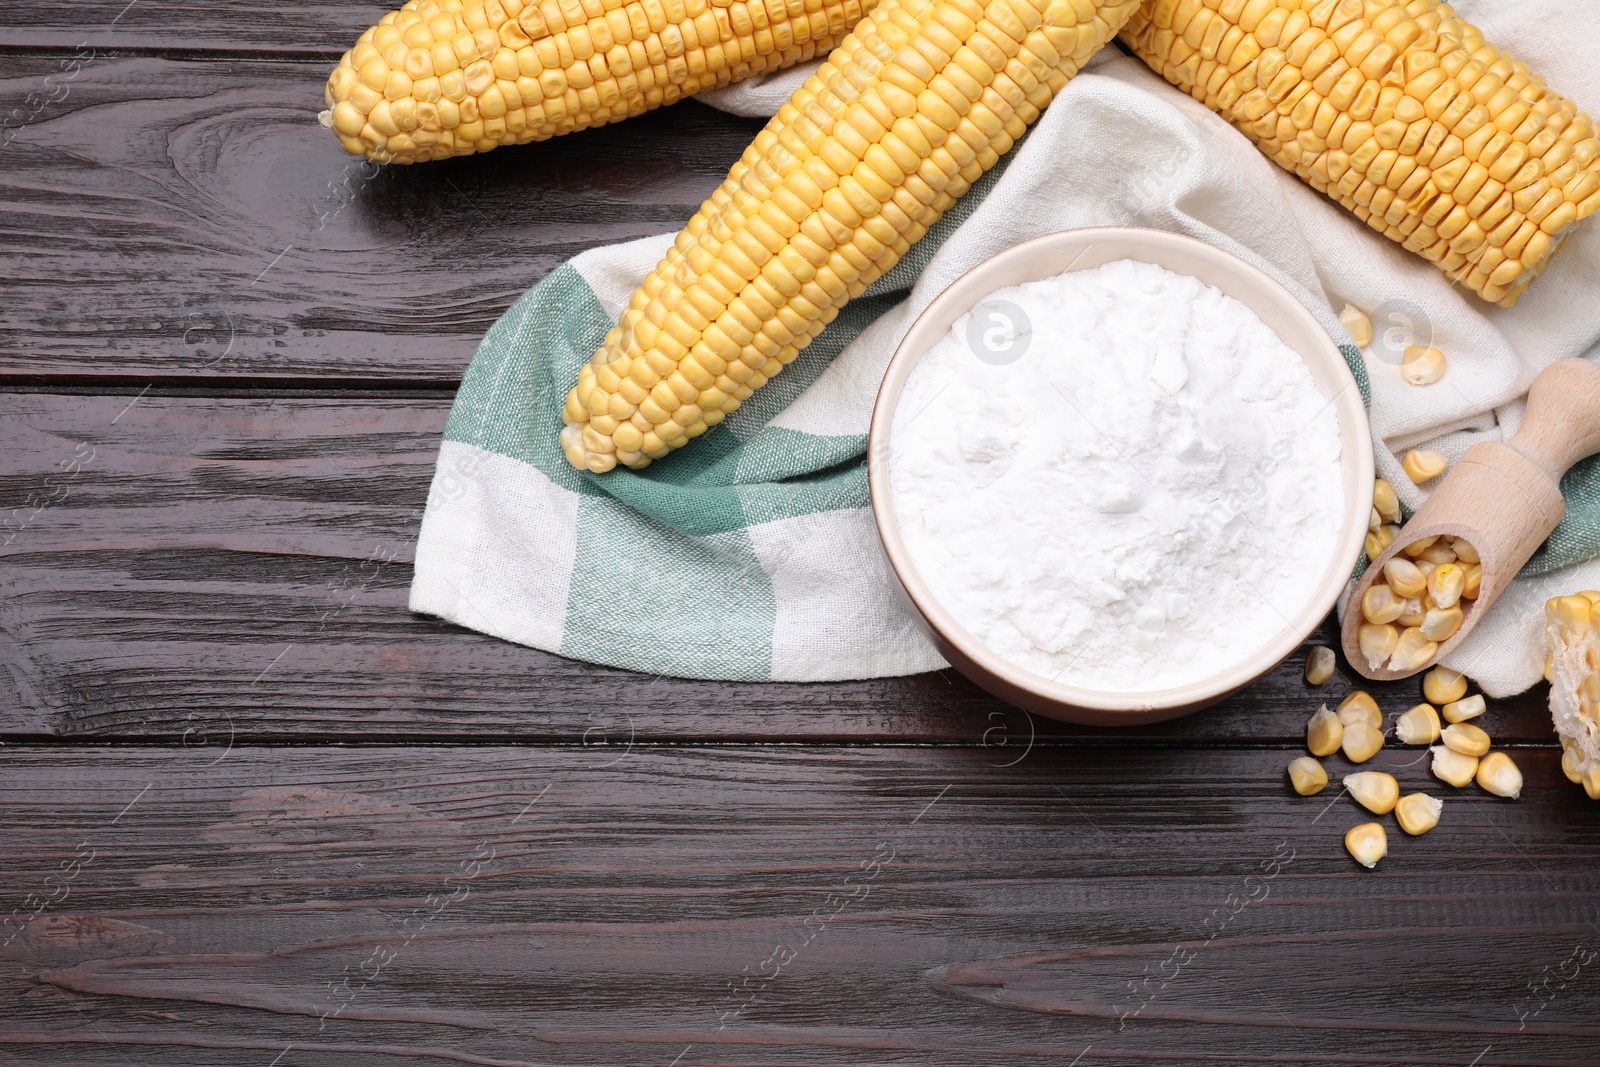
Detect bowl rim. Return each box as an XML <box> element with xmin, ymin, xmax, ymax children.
<box><xmin>867</xmin><ymin>226</ymin><xmax>1373</xmax><ymax>716</ymax></box>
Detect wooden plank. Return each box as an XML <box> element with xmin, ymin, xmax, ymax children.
<box><xmin>1</xmin><ymin>744</ymin><xmax>1597</xmax><ymax>1065</ymax></box>
<box><xmin>0</xmin><ymin>390</ymin><xmax>1559</xmax><ymax>743</ymax></box>
<box><xmin>0</xmin><ymin>56</ymin><xmax>760</xmax><ymax>384</ymax></box>
<box><xmin>0</xmin><ymin>1</ymin><xmax>387</xmax><ymax>56</ymax></box>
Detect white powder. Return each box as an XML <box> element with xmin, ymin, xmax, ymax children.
<box><xmin>889</xmin><ymin>258</ymin><xmax>1344</xmax><ymax>693</ymax></box>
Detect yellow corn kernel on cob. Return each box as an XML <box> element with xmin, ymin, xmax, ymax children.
<box><xmin>1546</xmin><ymin>590</ymin><xmax>1600</xmax><ymax>799</ymax></box>
<box><xmin>323</xmin><ymin>0</ymin><xmax>877</xmax><ymax>164</ymax></box>
<box><xmin>560</xmin><ymin>0</ymin><xmax>1144</xmax><ymax>471</ymax></box>
<box><xmin>1121</xmin><ymin>0</ymin><xmax>1600</xmax><ymax>305</ymax></box>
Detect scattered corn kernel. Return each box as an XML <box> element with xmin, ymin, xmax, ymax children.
<box><xmin>1421</xmin><ymin>606</ymin><xmax>1465</xmax><ymax>642</ymax></box>
<box><xmin>1337</xmin><ymin>691</ymin><xmax>1382</xmax><ymax>730</ymax></box>
<box><xmin>1359</xmin><ymin>623</ymin><xmax>1400</xmax><ymax>672</ymax></box>
<box><xmin>1304</xmin><ymin>646</ymin><xmax>1336</xmax><ymax>687</ymax></box>
<box><xmin>1442</xmin><ymin>722</ymin><xmax>1491</xmax><ymax>758</ymax></box>
<box><xmin>1395</xmin><ymin>792</ymin><xmax>1443</xmax><ymax>836</ymax></box>
<box><xmin>1345</xmin><ymin>822</ymin><xmax>1387</xmax><ymax>869</ymax></box>
<box><xmin>1420</xmin><ymin>540</ymin><xmax>1458</xmax><ymax>566</ymax></box>
<box><xmin>1362</xmin><ymin>584</ymin><xmax>1406</xmax><ymax>625</ymax></box>
<box><xmin>1475</xmin><ymin>751</ymin><xmax>1523</xmax><ymax>799</ymax></box>
<box><xmin>1442</xmin><ymin>695</ymin><xmax>1486</xmax><ymax>723</ymax></box>
<box><xmin>1384</xmin><ymin>558</ymin><xmax>1427</xmax><ymax>599</ymax></box>
<box><xmin>1342</xmin><ymin>721</ymin><xmax>1384</xmax><ymax>764</ymax></box>
<box><xmin>1388</xmin><ymin>627</ymin><xmax>1439</xmax><ymax>673</ymax></box>
<box><xmin>1423</xmin><ymin>666</ymin><xmax>1468</xmax><ymax>706</ymax></box>
<box><xmin>1340</xmin><ymin>304</ymin><xmax>1374</xmax><ymax>348</ymax></box>
<box><xmin>1450</xmin><ymin>538</ymin><xmax>1480</xmax><ymax>565</ymax></box>
<box><xmin>1402</xmin><ymin>449</ymin><xmax>1448</xmax><ymax>483</ymax></box>
<box><xmin>1401</xmin><ymin>346</ymin><xmax>1447</xmax><ymax>386</ymax></box>
<box><xmin>1373</xmin><ymin>479</ymin><xmax>1400</xmax><ymax>525</ymax></box>
<box><xmin>1366</xmin><ymin>524</ymin><xmax>1399</xmax><ymax>560</ymax></box>
<box><xmin>1462</xmin><ymin>564</ymin><xmax>1483</xmax><ymax>600</ymax></box>
<box><xmin>1288</xmin><ymin>756</ymin><xmax>1329</xmax><ymax>796</ymax></box>
<box><xmin>1401</xmin><ymin>537</ymin><xmax>1439</xmax><ymax>559</ymax></box>
<box><xmin>1427</xmin><ymin>564</ymin><xmax>1465</xmax><ymax>610</ymax></box>
<box><xmin>1307</xmin><ymin>706</ymin><xmax>1344</xmax><ymax>758</ymax></box>
<box><xmin>1430</xmin><ymin>745</ymin><xmax>1479</xmax><ymax>788</ymax></box>
<box><xmin>1344</xmin><ymin>771</ymin><xmax>1400</xmax><ymax>815</ymax></box>
<box><xmin>1395</xmin><ymin>703</ymin><xmax>1442</xmax><ymax>745</ymax></box>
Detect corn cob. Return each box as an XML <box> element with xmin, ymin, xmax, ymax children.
<box><xmin>1121</xmin><ymin>0</ymin><xmax>1600</xmax><ymax>305</ymax></box>
<box><xmin>322</xmin><ymin>0</ymin><xmax>878</xmax><ymax>164</ymax></box>
<box><xmin>1546</xmin><ymin>591</ymin><xmax>1600</xmax><ymax>799</ymax></box>
<box><xmin>560</xmin><ymin>0</ymin><xmax>1144</xmax><ymax>471</ymax></box>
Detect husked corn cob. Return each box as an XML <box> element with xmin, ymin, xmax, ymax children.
<box><xmin>560</xmin><ymin>0</ymin><xmax>1143</xmax><ymax>470</ymax></box>
<box><xmin>323</xmin><ymin>0</ymin><xmax>876</xmax><ymax>163</ymax></box>
<box><xmin>1121</xmin><ymin>0</ymin><xmax>1600</xmax><ymax>305</ymax></box>
<box><xmin>1546</xmin><ymin>590</ymin><xmax>1600</xmax><ymax>799</ymax></box>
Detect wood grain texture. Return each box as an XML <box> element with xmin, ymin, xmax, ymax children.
<box><xmin>0</xmin><ymin>56</ymin><xmax>760</xmax><ymax>384</ymax></box>
<box><xmin>1</xmin><ymin>390</ymin><xmax>1559</xmax><ymax>743</ymax></box>
<box><xmin>3</xmin><ymin>745</ymin><xmax>1598</xmax><ymax>1066</ymax></box>
<box><xmin>0</xmin><ymin>1</ymin><xmax>387</xmax><ymax>56</ymax></box>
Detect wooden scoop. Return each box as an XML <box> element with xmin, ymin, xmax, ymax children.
<box><xmin>1342</xmin><ymin>358</ymin><xmax>1600</xmax><ymax>681</ymax></box>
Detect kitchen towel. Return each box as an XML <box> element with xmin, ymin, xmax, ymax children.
<box><xmin>411</xmin><ymin>0</ymin><xmax>1600</xmax><ymax>697</ymax></box>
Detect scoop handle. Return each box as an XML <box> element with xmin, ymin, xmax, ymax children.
<box><xmin>1510</xmin><ymin>358</ymin><xmax>1600</xmax><ymax>482</ymax></box>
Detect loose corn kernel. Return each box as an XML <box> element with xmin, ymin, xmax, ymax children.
<box><xmin>1442</xmin><ymin>694</ymin><xmax>1487</xmax><ymax>723</ymax></box>
<box><xmin>1342</xmin><ymin>721</ymin><xmax>1385</xmax><ymax>763</ymax></box>
<box><xmin>1421</xmin><ymin>605</ymin><xmax>1465</xmax><ymax>642</ymax></box>
<box><xmin>1384</xmin><ymin>558</ymin><xmax>1427</xmax><ymax>599</ymax></box>
<box><xmin>1337</xmin><ymin>691</ymin><xmax>1382</xmax><ymax>730</ymax></box>
<box><xmin>1442</xmin><ymin>721</ymin><xmax>1491</xmax><ymax>757</ymax></box>
<box><xmin>1288</xmin><ymin>756</ymin><xmax>1329</xmax><ymax>796</ymax></box>
<box><xmin>1304</xmin><ymin>646</ymin><xmax>1337</xmax><ymax>686</ymax></box>
<box><xmin>1401</xmin><ymin>537</ymin><xmax>1438</xmax><ymax>559</ymax></box>
<box><xmin>1307</xmin><ymin>705</ymin><xmax>1345</xmax><ymax>757</ymax></box>
<box><xmin>1402</xmin><ymin>448</ymin><xmax>1448</xmax><ymax>483</ymax></box>
<box><xmin>1340</xmin><ymin>303</ymin><xmax>1374</xmax><ymax>347</ymax></box>
<box><xmin>1395</xmin><ymin>792</ymin><xmax>1443</xmax><ymax>835</ymax></box>
<box><xmin>1419</xmin><ymin>540</ymin><xmax>1458</xmax><ymax>566</ymax></box>
<box><xmin>1359</xmin><ymin>623</ymin><xmax>1400</xmax><ymax>672</ymax></box>
<box><xmin>1451</xmin><ymin>538</ymin><xmax>1480</xmax><ymax>564</ymax></box>
<box><xmin>1476</xmin><ymin>751</ymin><xmax>1524</xmax><ymax>798</ymax></box>
<box><xmin>1362</xmin><ymin>584</ymin><xmax>1406</xmax><ymax>625</ymax></box>
<box><xmin>1427</xmin><ymin>564</ymin><xmax>1465</xmax><ymax>609</ymax></box>
<box><xmin>1395</xmin><ymin>702</ymin><xmax>1442</xmax><ymax>745</ymax></box>
<box><xmin>1373</xmin><ymin>479</ymin><xmax>1401</xmax><ymax>525</ymax></box>
<box><xmin>1344</xmin><ymin>771</ymin><xmax>1400</xmax><ymax>815</ymax></box>
<box><xmin>1430</xmin><ymin>744</ymin><xmax>1479</xmax><ymax>788</ymax></box>
<box><xmin>1366</xmin><ymin>524</ymin><xmax>1399</xmax><ymax>560</ymax></box>
<box><xmin>1401</xmin><ymin>346</ymin><xmax>1447</xmax><ymax>386</ymax></box>
<box><xmin>1423</xmin><ymin>666</ymin><xmax>1468</xmax><ymax>706</ymax></box>
<box><xmin>1462</xmin><ymin>564</ymin><xmax>1484</xmax><ymax>600</ymax></box>
<box><xmin>1345</xmin><ymin>822</ymin><xmax>1388</xmax><ymax>869</ymax></box>
<box><xmin>1560</xmin><ymin>740</ymin><xmax>1582</xmax><ymax>784</ymax></box>
<box><xmin>1389</xmin><ymin>626</ymin><xmax>1439</xmax><ymax>672</ymax></box>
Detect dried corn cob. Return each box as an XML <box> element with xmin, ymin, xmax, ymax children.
<box><xmin>1546</xmin><ymin>591</ymin><xmax>1600</xmax><ymax>799</ymax></box>
<box><xmin>560</xmin><ymin>0</ymin><xmax>1144</xmax><ymax>470</ymax></box>
<box><xmin>323</xmin><ymin>0</ymin><xmax>877</xmax><ymax>163</ymax></box>
<box><xmin>1121</xmin><ymin>0</ymin><xmax>1600</xmax><ymax>305</ymax></box>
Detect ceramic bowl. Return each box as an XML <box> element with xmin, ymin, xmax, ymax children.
<box><xmin>867</xmin><ymin>227</ymin><xmax>1373</xmax><ymax>726</ymax></box>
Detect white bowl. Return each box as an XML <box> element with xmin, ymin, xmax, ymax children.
<box><xmin>868</xmin><ymin>227</ymin><xmax>1373</xmax><ymax>726</ymax></box>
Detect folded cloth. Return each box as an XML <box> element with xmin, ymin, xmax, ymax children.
<box><xmin>412</xmin><ymin>1</ymin><xmax>1600</xmax><ymax>696</ymax></box>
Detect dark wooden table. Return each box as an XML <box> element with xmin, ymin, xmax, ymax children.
<box><xmin>4</xmin><ymin>6</ymin><xmax>1598</xmax><ymax>1064</ymax></box>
